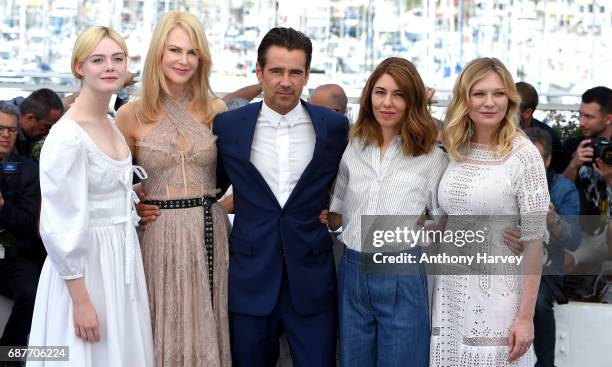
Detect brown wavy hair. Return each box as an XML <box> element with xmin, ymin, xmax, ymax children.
<box><xmin>444</xmin><ymin>57</ymin><xmax>521</xmax><ymax>160</ymax></box>
<box><xmin>350</xmin><ymin>57</ymin><xmax>437</xmax><ymax>156</ymax></box>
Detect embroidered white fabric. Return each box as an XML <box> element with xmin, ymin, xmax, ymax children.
<box><xmin>29</xmin><ymin>118</ymin><xmax>154</xmax><ymax>366</ymax></box>
<box><xmin>430</xmin><ymin>136</ymin><xmax>549</xmax><ymax>366</ymax></box>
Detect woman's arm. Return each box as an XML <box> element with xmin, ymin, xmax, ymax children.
<box><xmin>508</xmin><ymin>239</ymin><xmax>542</xmax><ymax>362</ymax></box>
<box><xmin>66</xmin><ymin>279</ymin><xmax>100</xmax><ymax>342</ymax></box>
<box><xmin>508</xmin><ymin>142</ymin><xmax>549</xmax><ymax>362</ymax></box>
<box><xmin>115</xmin><ymin>102</ymin><xmax>138</xmax><ymax>155</ymax></box>
<box><xmin>39</xmin><ymin>122</ymin><xmax>99</xmax><ymax>342</ymax></box>
<box><xmin>212</xmin><ymin>97</ymin><xmax>229</xmax><ymax>114</ymax></box>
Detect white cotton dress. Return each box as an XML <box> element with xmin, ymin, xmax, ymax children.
<box><xmin>27</xmin><ymin>118</ymin><xmax>154</xmax><ymax>367</ymax></box>
<box><xmin>430</xmin><ymin>136</ymin><xmax>549</xmax><ymax>367</ymax></box>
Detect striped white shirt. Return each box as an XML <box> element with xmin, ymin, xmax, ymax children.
<box><xmin>329</xmin><ymin>137</ymin><xmax>448</xmax><ymax>252</ymax></box>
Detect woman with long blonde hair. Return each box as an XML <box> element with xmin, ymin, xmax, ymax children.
<box><xmin>116</xmin><ymin>11</ymin><xmax>230</xmax><ymax>367</ymax></box>
<box><xmin>28</xmin><ymin>26</ymin><xmax>154</xmax><ymax>366</ymax></box>
<box><xmin>430</xmin><ymin>57</ymin><xmax>549</xmax><ymax>366</ymax></box>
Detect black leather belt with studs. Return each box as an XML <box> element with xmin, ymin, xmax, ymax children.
<box><xmin>143</xmin><ymin>196</ymin><xmax>217</xmax><ymax>300</ymax></box>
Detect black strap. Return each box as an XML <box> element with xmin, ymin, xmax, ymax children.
<box><xmin>143</xmin><ymin>196</ymin><xmax>216</xmax><ymax>299</ymax></box>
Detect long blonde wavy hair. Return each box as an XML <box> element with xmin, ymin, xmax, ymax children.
<box><xmin>444</xmin><ymin>57</ymin><xmax>521</xmax><ymax>160</ymax></box>
<box><xmin>137</xmin><ymin>11</ymin><xmax>215</xmax><ymax>125</ymax></box>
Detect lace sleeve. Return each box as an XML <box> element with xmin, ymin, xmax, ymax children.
<box><xmin>515</xmin><ymin>141</ymin><xmax>550</xmax><ymax>243</ymax></box>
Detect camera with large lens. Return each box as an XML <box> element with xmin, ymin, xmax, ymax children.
<box><xmin>586</xmin><ymin>137</ymin><xmax>612</xmax><ymax>166</ymax></box>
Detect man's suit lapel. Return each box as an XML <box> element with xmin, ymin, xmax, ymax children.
<box><xmin>238</xmin><ymin>102</ymin><xmax>282</xmax><ymax>209</ymax></box>
<box><xmin>284</xmin><ymin>100</ymin><xmax>328</xmax><ymax>208</ymax></box>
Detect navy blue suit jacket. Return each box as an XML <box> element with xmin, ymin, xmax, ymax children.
<box><xmin>213</xmin><ymin>100</ymin><xmax>349</xmax><ymax>316</ymax></box>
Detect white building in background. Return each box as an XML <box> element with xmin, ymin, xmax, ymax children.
<box><xmin>0</xmin><ymin>0</ymin><xmax>610</xmax><ymax>95</ymax></box>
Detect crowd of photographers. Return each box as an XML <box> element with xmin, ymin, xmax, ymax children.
<box><xmin>0</xmin><ymin>83</ymin><xmax>609</xmax><ymax>367</ymax></box>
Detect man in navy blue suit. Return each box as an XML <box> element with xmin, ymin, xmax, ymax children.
<box><xmin>213</xmin><ymin>28</ymin><xmax>349</xmax><ymax>366</ymax></box>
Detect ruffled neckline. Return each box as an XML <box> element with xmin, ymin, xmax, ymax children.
<box><xmin>62</xmin><ymin>117</ymin><xmax>132</xmax><ymax>167</ymax></box>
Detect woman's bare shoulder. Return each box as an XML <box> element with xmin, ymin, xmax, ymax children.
<box><xmin>212</xmin><ymin>97</ymin><xmax>228</xmax><ymax>114</ymax></box>
<box><xmin>116</xmin><ymin>100</ymin><xmax>142</xmax><ymax>128</ymax></box>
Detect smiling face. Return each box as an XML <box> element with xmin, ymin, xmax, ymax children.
<box><xmin>371</xmin><ymin>73</ymin><xmax>406</xmax><ymax>134</ymax></box>
<box><xmin>75</xmin><ymin>37</ymin><xmax>127</xmax><ymax>93</ymax></box>
<box><xmin>161</xmin><ymin>26</ymin><xmax>199</xmax><ymax>94</ymax></box>
<box><xmin>468</xmin><ymin>71</ymin><xmax>509</xmax><ymax>132</ymax></box>
<box><xmin>256</xmin><ymin>45</ymin><xmax>309</xmax><ymax>115</ymax></box>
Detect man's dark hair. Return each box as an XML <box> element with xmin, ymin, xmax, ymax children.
<box><xmin>516</xmin><ymin>81</ymin><xmax>539</xmax><ymax>111</ymax></box>
<box><xmin>257</xmin><ymin>27</ymin><xmax>312</xmax><ymax>71</ymax></box>
<box><xmin>18</xmin><ymin>88</ymin><xmax>64</xmax><ymax>119</ymax></box>
<box><xmin>582</xmin><ymin>86</ymin><xmax>612</xmax><ymax>116</ymax></box>
<box><xmin>525</xmin><ymin>127</ymin><xmax>552</xmax><ymax>158</ymax></box>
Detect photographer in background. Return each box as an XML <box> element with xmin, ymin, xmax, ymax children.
<box><xmin>6</xmin><ymin>88</ymin><xmax>64</xmax><ymax>161</ymax></box>
<box><xmin>0</xmin><ymin>102</ymin><xmax>44</xmax><ymax>352</ymax></box>
<box><xmin>561</xmin><ymin>86</ymin><xmax>611</xmax><ymax>273</ymax></box>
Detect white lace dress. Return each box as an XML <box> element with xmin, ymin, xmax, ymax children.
<box><xmin>430</xmin><ymin>136</ymin><xmax>549</xmax><ymax>366</ymax></box>
<box><xmin>27</xmin><ymin>118</ymin><xmax>154</xmax><ymax>366</ymax></box>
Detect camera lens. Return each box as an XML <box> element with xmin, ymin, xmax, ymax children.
<box><xmin>603</xmin><ymin>146</ymin><xmax>612</xmax><ymax>165</ymax></box>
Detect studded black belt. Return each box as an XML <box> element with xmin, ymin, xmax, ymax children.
<box><xmin>143</xmin><ymin>196</ymin><xmax>217</xmax><ymax>298</ymax></box>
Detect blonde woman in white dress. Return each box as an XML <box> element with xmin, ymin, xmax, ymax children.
<box><xmin>430</xmin><ymin>58</ymin><xmax>549</xmax><ymax>366</ymax></box>
<box><xmin>27</xmin><ymin>27</ymin><xmax>153</xmax><ymax>366</ymax></box>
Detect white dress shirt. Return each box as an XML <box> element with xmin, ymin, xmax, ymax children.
<box><xmin>250</xmin><ymin>101</ymin><xmax>316</xmax><ymax>207</ymax></box>
<box><xmin>330</xmin><ymin>138</ymin><xmax>448</xmax><ymax>252</ymax></box>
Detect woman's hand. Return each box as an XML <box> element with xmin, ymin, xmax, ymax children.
<box><xmin>507</xmin><ymin>316</ymin><xmax>534</xmax><ymax>362</ymax></box>
<box><xmin>66</xmin><ymin>279</ymin><xmax>101</xmax><ymax>342</ymax></box>
<box><xmin>72</xmin><ymin>301</ymin><xmax>100</xmax><ymax>342</ymax></box>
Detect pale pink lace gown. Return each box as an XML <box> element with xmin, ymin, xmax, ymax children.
<box><xmin>136</xmin><ymin>97</ymin><xmax>230</xmax><ymax>367</ymax></box>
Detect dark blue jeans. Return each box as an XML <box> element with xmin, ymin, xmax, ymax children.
<box><xmin>534</xmin><ymin>278</ymin><xmax>557</xmax><ymax>367</ymax></box>
<box><xmin>338</xmin><ymin>248</ymin><xmax>430</xmax><ymax>367</ymax></box>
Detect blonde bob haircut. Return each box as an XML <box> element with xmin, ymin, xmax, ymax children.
<box><xmin>71</xmin><ymin>26</ymin><xmax>128</xmax><ymax>80</ymax></box>
<box><xmin>350</xmin><ymin>57</ymin><xmax>437</xmax><ymax>157</ymax></box>
<box><xmin>444</xmin><ymin>57</ymin><xmax>521</xmax><ymax>161</ymax></box>
<box><xmin>137</xmin><ymin>11</ymin><xmax>215</xmax><ymax>124</ymax></box>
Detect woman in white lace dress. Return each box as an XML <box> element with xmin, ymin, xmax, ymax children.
<box><xmin>430</xmin><ymin>58</ymin><xmax>549</xmax><ymax>366</ymax></box>
<box><xmin>28</xmin><ymin>27</ymin><xmax>153</xmax><ymax>366</ymax></box>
